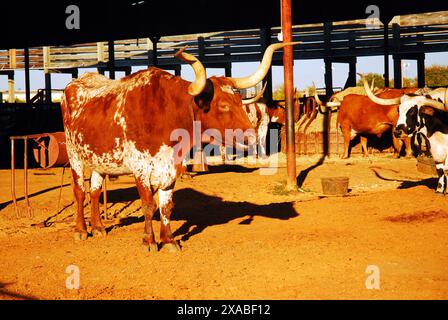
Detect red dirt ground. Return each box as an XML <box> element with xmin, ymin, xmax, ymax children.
<box><xmin>0</xmin><ymin>154</ymin><xmax>447</xmax><ymax>300</ymax></box>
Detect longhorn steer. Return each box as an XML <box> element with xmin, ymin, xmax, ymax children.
<box><xmin>394</xmin><ymin>88</ymin><xmax>448</xmax><ymax>194</ymax></box>
<box><xmin>329</xmin><ymin>76</ymin><xmax>421</xmax><ymax>159</ymax></box>
<box><xmin>61</xmin><ymin>43</ymin><xmax>297</xmax><ymax>251</ymax></box>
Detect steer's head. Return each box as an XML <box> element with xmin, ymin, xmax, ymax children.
<box><xmin>175</xmin><ymin>42</ymin><xmax>298</xmax><ymax>149</ymax></box>
<box><xmin>394</xmin><ymin>95</ymin><xmax>446</xmax><ymax>138</ymax></box>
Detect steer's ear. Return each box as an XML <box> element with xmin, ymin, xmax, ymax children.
<box><xmin>194</xmin><ymin>79</ymin><xmax>214</xmax><ymax>111</ymax></box>
<box><xmin>420</xmin><ymin>106</ymin><xmax>435</xmax><ymax>117</ymax></box>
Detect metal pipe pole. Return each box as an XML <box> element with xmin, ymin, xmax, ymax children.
<box><xmin>24</xmin><ymin>137</ymin><xmax>32</xmax><ymax>217</ymax></box>
<box><xmin>103</xmin><ymin>175</ymin><xmax>108</xmax><ymax>220</ymax></box>
<box><xmin>10</xmin><ymin>138</ymin><xmax>18</xmax><ymax>218</ymax></box>
<box><xmin>281</xmin><ymin>0</ymin><xmax>297</xmax><ymax>191</ymax></box>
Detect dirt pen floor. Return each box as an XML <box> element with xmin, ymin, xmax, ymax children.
<box><xmin>0</xmin><ymin>153</ymin><xmax>447</xmax><ymax>300</ymax></box>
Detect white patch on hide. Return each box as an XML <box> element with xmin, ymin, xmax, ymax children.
<box><xmin>428</xmin><ymin>132</ymin><xmax>448</xmax><ymax>164</ymax></box>
<box><xmin>90</xmin><ymin>171</ymin><xmax>103</xmax><ymax>192</ymax></box>
<box><xmin>158</xmin><ymin>189</ymin><xmax>173</xmax><ymax>226</ymax></box>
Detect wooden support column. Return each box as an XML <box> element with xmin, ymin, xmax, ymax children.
<box><xmin>43</xmin><ymin>47</ymin><xmax>51</xmax><ymax>103</ymax></box>
<box><xmin>107</xmin><ymin>40</ymin><xmax>115</xmax><ymax>79</ymax></box>
<box><xmin>24</xmin><ymin>47</ymin><xmax>31</xmax><ymax>104</ymax></box>
<box><xmin>198</xmin><ymin>36</ymin><xmax>206</xmax><ymax>63</ymax></box>
<box><xmin>324</xmin><ymin>22</ymin><xmax>333</xmax><ymax>97</ymax></box>
<box><xmin>224</xmin><ymin>37</ymin><xmax>232</xmax><ymax>77</ymax></box>
<box><xmin>149</xmin><ymin>36</ymin><xmax>160</xmax><ymax>67</ymax></box>
<box><xmin>393</xmin><ymin>55</ymin><xmax>402</xmax><ymax>89</ymax></box>
<box><xmin>44</xmin><ymin>72</ymin><xmax>52</xmax><ymax>103</ymax></box>
<box><xmin>8</xmin><ymin>72</ymin><xmax>15</xmax><ymax>103</ymax></box>
<box><xmin>417</xmin><ymin>54</ymin><xmax>426</xmax><ymax>88</ymax></box>
<box><xmin>281</xmin><ymin>0</ymin><xmax>296</xmax><ymax>191</ymax></box>
<box><xmin>174</xmin><ymin>65</ymin><xmax>181</xmax><ymax>76</ymax></box>
<box><xmin>382</xmin><ymin>18</ymin><xmax>390</xmax><ymax>87</ymax></box>
<box><xmin>345</xmin><ymin>34</ymin><xmax>357</xmax><ymax>88</ymax></box>
<box><xmin>8</xmin><ymin>49</ymin><xmax>16</xmax><ymax>102</ymax></box>
<box><xmin>260</xmin><ymin>27</ymin><xmax>273</xmax><ymax>104</ymax></box>
<box><xmin>346</xmin><ymin>57</ymin><xmax>357</xmax><ymax>88</ymax></box>
<box><xmin>392</xmin><ymin>23</ymin><xmax>402</xmax><ymax>89</ymax></box>
<box><xmin>324</xmin><ymin>58</ymin><xmax>333</xmax><ymax>97</ymax></box>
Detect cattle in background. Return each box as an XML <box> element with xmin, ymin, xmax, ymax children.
<box><xmin>220</xmin><ymin>96</ymin><xmax>300</xmax><ymax>160</ymax></box>
<box><xmin>392</xmin><ymin>88</ymin><xmax>448</xmax><ymax>194</ymax></box>
<box><xmin>61</xmin><ymin>42</ymin><xmax>297</xmax><ymax>252</ymax></box>
<box><xmin>316</xmin><ymin>76</ymin><xmax>419</xmax><ymax>159</ymax></box>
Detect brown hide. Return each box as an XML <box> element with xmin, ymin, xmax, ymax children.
<box><xmin>337</xmin><ymin>88</ymin><xmax>419</xmax><ymax>158</ymax></box>
<box><xmin>61</xmin><ymin>69</ymin><xmax>254</xmax><ymax>161</ymax></box>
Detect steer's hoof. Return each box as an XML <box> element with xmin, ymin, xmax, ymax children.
<box><xmin>162</xmin><ymin>242</ymin><xmax>181</xmax><ymax>253</ymax></box>
<box><xmin>92</xmin><ymin>228</ymin><xmax>107</xmax><ymax>237</ymax></box>
<box><xmin>74</xmin><ymin>231</ymin><xmax>88</xmax><ymax>241</ymax></box>
<box><xmin>142</xmin><ymin>243</ymin><xmax>158</xmax><ymax>253</ymax></box>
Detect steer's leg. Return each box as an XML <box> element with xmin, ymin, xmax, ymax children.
<box><xmin>135</xmin><ymin>179</ymin><xmax>158</xmax><ymax>252</ymax></box>
<box><xmin>435</xmin><ymin>163</ymin><xmax>446</xmax><ymax>194</ymax></box>
<box><xmin>403</xmin><ymin>137</ymin><xmax>413</xmax><ymax>158</ymax></box>
<box><xmin>360</xmin><ymin>136</ymin><xmax>368</xmax><ymax>158</ymax></box>
<box><xmin>258</xmin><ymin>118</ymin><xmax>269</xmax><ymax>159</ymax></box>
<box><xmin>220</xmin><ymin>145</ymin><xmax>227</xmax><ymax>163</ymax></box>
<box><xmin>159</xmin><ymin>188</ymin><xmax>181</xmax><ymax>252</ymax></box>
<box><xmin>341</xmin><ymin>125</ymin><xmax>351</xmax><ymax>159</ymax></box>
<box><xmin>90</xmin><ymin>171</ymin><xmax>106</xmax><ymax>237</ymax></box>
<box><xmin>72</xmin><ymin>169</ymin><xmax>88</xmax><ymax>241</ymax></box>
<box><xmin>392</xmin><ymin>134</ymin><xmax>403</xmax><ymax>158</ymax></box>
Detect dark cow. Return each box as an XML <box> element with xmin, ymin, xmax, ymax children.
<box><xmin>61</xmin><ymin>43</ymin><xmax>296</xmax><ymax>252</ymax></box>
<box><xmin>392</xmin><ymin>88</ymin><xmax>448</xmax><ymax>193</ymax></box>
<box><xmin>316</xmin><ymin>77</ymin><xmax>418</xmax><ymax>159</ymax></box>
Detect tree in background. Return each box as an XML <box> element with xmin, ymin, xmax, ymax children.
<box><xmin>273</xmin><ymin>84</ymin><xmax>285</xmax><ymax>100</ymax></box>
<box><xmin>356</xmin><ymin>72</ymin><xmax>386</xmax><ymax>88</ymax></box>
<box><xmin>390</xmin><ymin>77</ymin><xmax>418</xmax><ymax>88</ymax></box>
<box><xmin>425</xmin><ymin>65</ymin><xmax>448</xmax><ymax>87</ymax></box>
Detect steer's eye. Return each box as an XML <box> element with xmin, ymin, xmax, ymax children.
<box><xmin>219</xmin><ymin>105</ymin><xmax>230</xmax><ymax>112</ymax></box>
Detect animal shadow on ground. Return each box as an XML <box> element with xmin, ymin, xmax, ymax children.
<box><xmin>172</xmin><ymin>188</ymin><xmax>299</xmax><ymax>242</ymax></box>
<box><xmin>0</xmin><ymin>183</ymin><xmax>71</xmax><ymax>211</ymax></box>
<box><xmin>104</xmin><ymin>186</ymin><xmax>299</xmax><ymax>242</ymax></box>
<box><xmin>0</xmin><ymin>282</ymin><xmax>37</xmax><ymax>300</ymax></box>
<box><xmin>370</xmin><ymin>168</ymin><xmax>438</xmax><ymax>190</ymax></box>
<box><xmin>188</xmin><ymin>164</ymin><xmax>259</xmax><ymax>175</ymax></box>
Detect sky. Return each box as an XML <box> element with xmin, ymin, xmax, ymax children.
<box><xmin>1</xmin><ymin>52</ymin><xmax>447</xmax><ymax>93</ymax></box>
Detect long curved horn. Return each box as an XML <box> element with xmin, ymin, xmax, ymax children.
<box><xmin>312</xmin><ymin>82</ymin><xmax>340</xmax><ymax>109</ymax></box>
<box><xmin>370</xmin><ymin>78</ymin><xmax>375</xmax><ymax>91</ymax></box>
<box><xmin>359</xmin><ymin>73</ymin><xmax>401</xmax><ymax>105</ymax></box>
<box><xmin>242</xmin><ymin>83</ymin><xmax>267</xmax><ymax>105</ymax></box>
<box><xmin>312</xmin><ymin>82</ymin><xmax>324</xmax><ymax>106</ymax></box>
<box><xmin>229</xmin><ymin>42</ymin><xmax>300</xmax><ymax>89</ymax></box>
<box><xmin>175</xmin><ymin>46</ymin><xmax>206</xmax><ymax>96</ymax></box>
<box><xmin>420</xmin><ymin>97</ymin><xmax>446</xmax><ymax>111</ymax></box>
